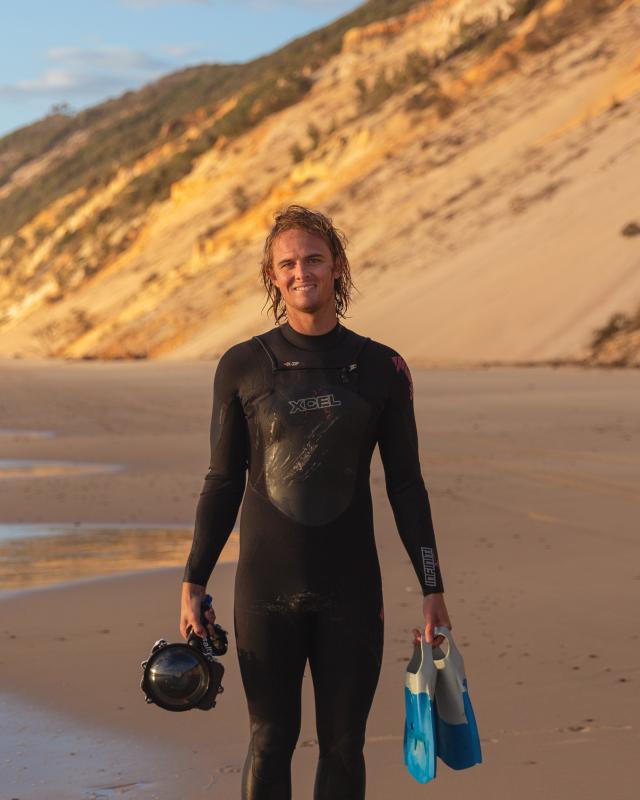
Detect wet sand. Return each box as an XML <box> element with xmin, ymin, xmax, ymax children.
<box><xmin>0</xmin><ymin>357</ymin><xmax>638</xmax><ymax>799</ymax></box>
<box><xmin>0</xmin><ymin>522</ymin><xmax>239</xmax><ymax>591</ymax></box>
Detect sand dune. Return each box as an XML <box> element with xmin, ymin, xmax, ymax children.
<box><xmin>1</xmin><ymin>1</ymin><xmax>638</xmax><ymax>364</ymax></box>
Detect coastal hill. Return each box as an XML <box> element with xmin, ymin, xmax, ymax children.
<box><xmin>0</xmin><ymin>0</ymin><xmax>638</xmax><ymax>366</ymax></box>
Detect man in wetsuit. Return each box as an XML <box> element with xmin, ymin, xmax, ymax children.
<box><xmin>180</xmin><ymin>205</ymin><xmax>452</xmax><ymax>799</ymax></box>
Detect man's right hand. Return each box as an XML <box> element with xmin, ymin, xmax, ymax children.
<box><xmin>180</xmin><ymin>582</ymin><xmax>217</xmax><ymax>639</ymax></box>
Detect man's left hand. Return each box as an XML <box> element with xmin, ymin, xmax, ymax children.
<box><xmin>411</xmin><ymin>592</ymin><xmax>452</xmax><ymax>647</ymax></box>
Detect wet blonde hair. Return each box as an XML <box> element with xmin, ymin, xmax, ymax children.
<box><xmin>260</xmin><ymin>204</ymin><xmax>355</xmax><ymax>324</ymax></box>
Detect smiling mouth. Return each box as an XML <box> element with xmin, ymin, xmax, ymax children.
<box><xmin>293</xmin><ymin>285</ymin><xmax>316</xmax><ymax>292</ymax></box>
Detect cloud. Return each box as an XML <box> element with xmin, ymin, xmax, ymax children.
<box><xmin>6</xmin><ymin>69</ymin><xmax>126</xmax><ymax>98</ymax></box>
<box><xmin>119</xmin><ymin>0</ymin><xmax>210</xmax><ymax>8</ymax></box>
<box><xmin>46</xmin><ymin>46</ymin><xmax>170</xmax><ymax>72</ymax></box>
<box><xmin>158</xmin><ymin>43</ymin><xmax>201</xmax><ymax>58</ymax></box>
<box><xmin>242</xmin><ymin>0</ymin><xmax>351</xmax><ymax>6</ymax></box>
<box><xmin>17</xmin><ymin>69</ymin><xmax>82</xmax><ymax>92</ymax></box>
<box><xmin>120</xmin><ymin>0</ymin><xmax>348</xmax><ymax>8</ymax></box>
<box><xmin>0</xmin><ymin>46</ymin><xmax>174</xmax><ymax>101</ymax></box>
<box><xmin>250</xmin><ymin>0</ymin><xmax>351</xmax><ymax>6</ymax></box>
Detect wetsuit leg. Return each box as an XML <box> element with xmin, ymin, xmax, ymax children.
<box><xmin>235</xmin><ymin>604</ymin><xmax>309</xmax><ymax>800</ymax></box>
<box><xmin>309</xmin><ymin>594</ymin><xmax>384</xmax><ymax>800</ymax></box>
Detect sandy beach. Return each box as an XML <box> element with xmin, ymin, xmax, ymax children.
<box><xmin>1</xmin><ymin>356</ymin><xmax>638</xmax><ymax>799</ymax></box>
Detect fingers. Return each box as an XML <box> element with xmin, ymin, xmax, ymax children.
<box><xmin>179</xmin><ymin>596</ymin><xmax>217</xmax><ymax>639</ymax></box>
<box><xmin>421</xmin><ymin>595</ymin><xmax>453</xmax><ymax>645</ymax></box>
<box><xmin>179</xmin><ymin>616</ymin><xmax>197</xmax><ymax>640</ymax></box>
<box><xmin>424</xmin><ymin>625</ymin><xmax>434</xmax><ymax>645</ymax></box>
<box><xmin>190</xmin><ymin>596</ymin><xmax>210</xmax><ymax>637</ymax></box>
<box><xmin>183</xmin><ymin>615</ymin><xmax>205</xmax><ymax>639</ymax></box>
<box><xmin>194</xmin><ymin>606</ymin><xmax>217</xmax><ymax>638</ymax></box>
<box><xmin>409</xmin><ymin>628</ymin><xmax>445</xmax><ymax>648</ymax></box>
<box><xmin>425</xmin><ymin>632</ymin><xmax>446</xmax><ymax>648</ymax></box>
<box><xmin>180</xmin><ymin>608</ymin><xmax>206</xmax><ymax>639</ymax></box>
<box><xmin>424</xmin><ymin>622</ymin><xmax>449</xmax><ymax>647</ymax></box>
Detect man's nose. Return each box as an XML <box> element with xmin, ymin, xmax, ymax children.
<box><xmin>292</xmin><ymin>261</ymin><xmax>310</xmax><ymax>278</ymax></box>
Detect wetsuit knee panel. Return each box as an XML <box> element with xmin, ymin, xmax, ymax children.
<box><xmin>249</xmin><ymin>722</ymin><xmax>298</xmax><ymax>782</ymax></box>
<box><xmin>314</xmin><ymin>732</ymin><xmax>366</xmax><ymax>800</ymax></box>
<box><xmin>317</xmin><ymin>730</ymin><xmax>365</xmax><ymax>762</ymax></box>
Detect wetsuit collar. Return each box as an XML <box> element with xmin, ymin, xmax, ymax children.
<box><xmin>278</xmin><ymin>320</ymin><xmax>346</xmax><ymax>351</ymax></box>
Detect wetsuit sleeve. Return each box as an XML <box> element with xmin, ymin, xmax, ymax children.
<box><xmin>183</xmin><ymin>347</ymin><xmax>248</xmax><ymax>587</ymax></box>
<box><xmin>376</xmin><ymin>351</ymin><xmax>444</xmax><ymax>596</ymax></box>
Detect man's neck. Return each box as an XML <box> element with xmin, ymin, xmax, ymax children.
<box><xmin>285</xmin><ymin>308</ymin><xmax>339</xmax><ymax>336</ymax></box>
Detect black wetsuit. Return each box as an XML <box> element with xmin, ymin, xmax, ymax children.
<box><xmin>183</xmin><ymin>320</ymin><xmax>444</xmax><ymax>800</ymax></box>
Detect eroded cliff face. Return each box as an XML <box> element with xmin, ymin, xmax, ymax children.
<box><xmin>585</xmin><ymin>330</ymin><xmax>640</xmax><ymax>367</ymax></box>
<box><xmin>342</xmin><ymin>0</ymin><xmax>514</xmax><ymax>55</ymax></box>
<box><xmin>0</xmin><ymin>0</ymin><xmax>638</xmax><ymax>364</ymax></box>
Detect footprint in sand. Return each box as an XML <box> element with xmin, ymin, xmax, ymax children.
<box><xmin>86</xmin><ymin>782</ymin><xmax>154</xmax><ymax>798</ymax></box>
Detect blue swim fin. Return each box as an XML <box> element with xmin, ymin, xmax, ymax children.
<box><xmin>403</xmin><ymin>635</ymin><xmax>438</xmax><ymax>783</ymax></box>
<box><xmin>432</xmin><ymin>626</ymin><xmax>483</xmax><ymax>770</ymax></box>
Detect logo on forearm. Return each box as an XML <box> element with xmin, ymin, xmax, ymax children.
<box><xmin>289</xmin><ymin>394</ymin><xmax>342</xmax><ymax>414</ymax></box>
<box><xmin>421</xmin><ymin>546</ymin><xmax>438</xmax><ymax>588</ymax></box>
<box><xmin>391</xmin><ymin>354</ymin><xmax>414</xmax><ymax>400</ymax></box>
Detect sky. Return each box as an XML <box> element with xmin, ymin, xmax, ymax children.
<box><xmin>0</xmin><ymin>0</ymin><xmax>363</xmax><ymax>139</ymax></box>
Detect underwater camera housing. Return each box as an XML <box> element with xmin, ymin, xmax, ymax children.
<box><xmin>140</xmin><ymin>594</ymin><xmax>228</xmax><ymax>711</ymax></box>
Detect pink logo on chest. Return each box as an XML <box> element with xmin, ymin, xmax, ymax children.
<box><xmin>391</xmin><ymin>355</ymin><xmax>413</xmax><ymax>400</ymax></box>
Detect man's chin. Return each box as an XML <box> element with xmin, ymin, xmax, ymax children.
<box><xmin>287</xmin><ymin>298</ymin><xmax>322</xmax><ymax>314</ymax></box>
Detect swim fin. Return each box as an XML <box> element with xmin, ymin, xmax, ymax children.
<box><xmin>403</xmin><ymin>634</ymin><xmax>438</xmax><ymax>783</ymax></box>
<box><xmin>432</xmin><ymin>625</ymin><xmax>483</xmax><ymax>770</ymax></box>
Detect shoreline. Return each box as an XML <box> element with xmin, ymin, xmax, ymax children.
<box><xmin>0</xmin><ymin>523</ymin><xmax>239</xmax><ymax>594</ymax></box>
<box><xmin>2</xmin><ymin>355</ymin><xmax>638</xmax><ymax>369</ymax></box>
<box><xmin>0</xmin><ymin>561</ymin><xmax>195</xmax><ymax>601</ymax></box>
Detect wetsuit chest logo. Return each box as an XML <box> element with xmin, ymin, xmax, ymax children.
<box><xmin>288</xmin><ymin>393</ymin><xmax>342</xmax><ymax>414</ymax></box>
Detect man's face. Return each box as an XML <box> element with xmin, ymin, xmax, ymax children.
<box><xmin>269</xmin><ymin>229</ymin><xmax>339</xmax><ymax>316</ymax></box>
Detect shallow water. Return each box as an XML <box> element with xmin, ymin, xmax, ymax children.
<box><xmin>0</xmin><ymin>523</ymin><xmax>239</xmax><ymax>592</ymax></box>
<box><xmin>0</xmin><ymin>428</ymin><xmax>56</xmax><ymax>439</ymax></box>
<box><xmin>0</xmin><ymin>521</ymin><xmax>189</xmax><ymax>544</ymax></box>
<box><xmin>0</xmin><ymin>458</ymin><xmax>123</xmax><ymax>479</ymax></box>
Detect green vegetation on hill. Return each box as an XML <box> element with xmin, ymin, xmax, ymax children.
<box><xmin>0</xmin><ymin>0</ymin><xmax>429</xmax><ymax>240</ymax></box>
<box><xmin>0</xmin><ymin>112</ymin><xmax>75</xmax><ymax>186</ymax></box>
<box><xmin>355</xmin><ymin>50</ymin><xmax>440</xmax><ymax>115</ymax></box>
<box><xmin>513</xmin><ymin>0</ymin><xmax>545</xmax><ymax>17</ymax></box>
<box><xmin>590</xmin><ymin>307</ymin><xmax>640</xmax><ymax>352</ymax></box>
<box><xmin>351</xmin><ymin>0</ymin><xmax>618</xmax><ymax>119</ymax></box>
